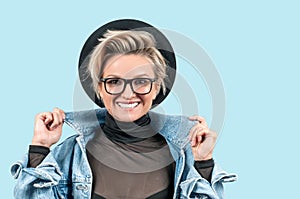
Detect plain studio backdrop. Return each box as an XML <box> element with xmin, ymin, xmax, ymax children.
<box><xmin>1</xmin><ymin>1</ymin><xmax>299</xmax><ymax>198</ymax></box>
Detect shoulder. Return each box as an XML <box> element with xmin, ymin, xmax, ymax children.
<box><xmin>64</xmin><ymin>108</ymin><xmax>107</xmax><ymax>136</ymax></box>
<box><xmin>149</xmin><ymin>111</ymin><xmax>197</xmax><ymax>148</ymax></box>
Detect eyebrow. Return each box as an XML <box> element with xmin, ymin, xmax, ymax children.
<box><xmin>104</xmin><ymin>73</ymin><xmax>152</xmax><ymax>78</ymax></box>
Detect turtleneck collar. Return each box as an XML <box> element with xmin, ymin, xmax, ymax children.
<box><xmin>102</xmin><ymin>112</ymin><xmax>156</xmax><ymax>143</ymax></box>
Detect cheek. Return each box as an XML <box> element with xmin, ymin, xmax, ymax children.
<box><xmin>140</xmin><ymin>95</ymin><xmax>155</xmax><ymax>106</ymax></box>
<box><xmin>152</xmin><ymin>85</ymin><xmax>160</xmax><ymax>99</ymax></box>
<box><xmin>102</xmin><ymin>95</ymin><xmax>114</xmax><ymax>105</ymax></box>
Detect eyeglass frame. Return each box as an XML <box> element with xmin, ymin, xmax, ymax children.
<box><xmin>99</xmin><ymin>77</ymin><xmax>157</xmax><ymax>95</ymax></box>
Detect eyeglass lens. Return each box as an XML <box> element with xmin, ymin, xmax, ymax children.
<box><xmin>104</xmin><ymin>78</ymin><xmax>153</xmax><ymax>94</ymax></box>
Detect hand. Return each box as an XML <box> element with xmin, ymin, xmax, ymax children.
<box><xmin>189</xmin><ymin>115</ymin><xmax>217</xmax><ymax>161</ymax></box>
<box><xmin>32</xmin><ymin>108</ymin><xmax>65</xmax><ymax>148</ymax></box>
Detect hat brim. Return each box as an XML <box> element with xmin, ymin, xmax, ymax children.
<box><xmin>78</xmin><ymin>19</ymin><xmax>176</xmax><ymax>108</ymax></box>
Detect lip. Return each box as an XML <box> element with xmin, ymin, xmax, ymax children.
<box><xmin>116</xmin><ymin>100</ymin><xmax>141</xmax><ymax>104</ymax></box>
<box><xmin>116</xmin><ymin>101</ymin><xmax>140</xmax><ymax>109</ymax></box>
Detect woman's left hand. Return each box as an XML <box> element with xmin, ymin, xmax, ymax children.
<box><xmin>188</xmin><ymin>116</ymin><xmax>217</xmax><ymax>161</ymax></box>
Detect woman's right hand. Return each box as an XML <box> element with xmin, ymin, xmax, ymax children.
<box><xmin>31</xmin><ymin>108</ymin><xmax>65</xmax><ymax>148</ymax></box>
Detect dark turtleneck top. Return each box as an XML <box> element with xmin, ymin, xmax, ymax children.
<box><xmin>28</xmin><ymin>113</ymin><xmax>214</xmax><ymax>199</ymax></box>
<box><xmin>86</xmin><ymin>113</ymin><xmax>175</xmax><ymax>198</ymax></box>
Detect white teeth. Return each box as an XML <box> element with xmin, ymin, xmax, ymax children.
<box><xmin>117</xmin><ymin>102</ymin><xmax>139</xmax><ymax>108</ymax></box>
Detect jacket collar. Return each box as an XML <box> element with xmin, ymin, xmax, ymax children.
<box><xmin>64</xmin><ymin>109</ymin><xmax>196</xmax><ymax>150</ymax></box>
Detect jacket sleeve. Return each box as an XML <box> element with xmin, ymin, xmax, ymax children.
<box><xmin>179</xmin><ymin>146</ymin><xmax>238</xmax><ymax>199</ymax></box>
<box><xmin>11</xmin><ymin>152</ymin><xmax>63</xmax><ymax>198</ymax></box>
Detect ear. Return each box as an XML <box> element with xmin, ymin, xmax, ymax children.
<box><xmin>153</xmin><ymin>83</ymin><xmax>161</xmax><ymax>100</ymax></box>
<box><xmin>98</xmin><ymin>84</ymin><xmax>103</xmax><ymax>99</ymax></box>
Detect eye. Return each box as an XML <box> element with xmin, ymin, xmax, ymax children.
<box><xmin>106</xmin><ymin>78</ymin><xmax>122</xmax><ymax>85</ymax></box>
<box><xmin>134</xmin><ymin>78</ymin><xmax>149</xmax><ymax>86</ymax></box>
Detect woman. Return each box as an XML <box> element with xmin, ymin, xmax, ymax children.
<box><xmin>11</xmin><ymin>19</ymin><xmax>236</xmax><ymax>198</ymax></box>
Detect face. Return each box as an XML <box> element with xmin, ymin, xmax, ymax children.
<box><xmin>98</xmin><ymin>54</ymin><xmax>159</xmax><ymax>122</ymax></box>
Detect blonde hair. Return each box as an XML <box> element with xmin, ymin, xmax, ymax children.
<box><xmin>87</xmin><ymin>30</ymin><xmax>168</xmax><ymax>98</ymax></box>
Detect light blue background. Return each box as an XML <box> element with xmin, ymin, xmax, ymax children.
<box><xmin>1</xmin><ymin>0</ymin><xmax>299</xmax><ymax>198</ymax></box>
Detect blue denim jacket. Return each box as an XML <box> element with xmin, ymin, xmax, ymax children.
<box><xmin>11</xmin><ymin>109</ymin><xmax>237</xmax><ymax>199</ymax></box>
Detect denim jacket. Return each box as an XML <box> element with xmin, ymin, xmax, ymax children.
<box><xmin>11</xmin><ymin>109</ymin><xmax>237</xmax><ymax>199</ymax></box>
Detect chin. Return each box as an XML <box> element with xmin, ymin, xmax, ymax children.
<box><xmin>114</xmin><ymin>113</ymin><xmax>140</xmax><ymax>122</ymax></box>
<box><xmin>108</xmin><ymin>108</ymin><xmax>140</xmax><ymax>122</ymax></box>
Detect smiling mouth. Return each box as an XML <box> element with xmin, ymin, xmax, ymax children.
<box><xmin>117</xmin><ymin>102</ymin><xmax>139</xmax><ymax>109</ymax></box>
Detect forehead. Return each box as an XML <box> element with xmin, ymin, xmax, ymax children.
<box><xmin>102</xmin><ymin>54</ymin><xmax>155</xmax><ymax>78</ymax></box>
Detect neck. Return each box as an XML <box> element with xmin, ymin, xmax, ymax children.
<box><xmin>102</xmin><ymin>112</ymin><xmax>155</xmax><ymax>143</ymax></box>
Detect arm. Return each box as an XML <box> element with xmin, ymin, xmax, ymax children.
<box><xmin>186</xmin><ymin>116</ymin><xmax>237</xmax><ymax>199</ymax></box>
<box><xmin>28</xmin><ymin>145</ymin><xmax>50</xmax><ymax>167</ymax></box>
<box><xmin>189</xmin><ymin>116</ymin><xmax>216</xmax><ymax>183</ymax></box>
<box><xmin>31</xmin><ymin>108</ymin><xmax>65</xmax><ymax>148</ymax></box>
<box><xmin>11</xmin><ymin>108</ymin><xmax>65</xmax><ymax>198</ymax></box>
<box><xmin>189</xmin><ymin>115</ymin><xmax>216</xmax><ymax>162</ymax></box>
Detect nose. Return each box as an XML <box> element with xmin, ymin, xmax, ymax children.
<box><xmin>121</xmin><ymin>83</ymin><xmax>135</xmax><ymax>98</ymax></box>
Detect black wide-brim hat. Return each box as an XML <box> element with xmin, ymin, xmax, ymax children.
<box><xmin>78</xmin><ymin>19</ymin><xmax>176</xmax><ymax>108</ymax></box>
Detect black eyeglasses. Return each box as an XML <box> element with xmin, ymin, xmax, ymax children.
<box><xmin>100</xmin><ymin>78</ymin><xmax>156</xmax><ymax>95</ymax></box>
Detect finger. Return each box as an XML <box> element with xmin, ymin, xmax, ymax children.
<box><xmin>195</xmin><ymin>133</ymin><xmax>203</xmax><ymax>146</ymax></box>
<box><xmin>189</xmin><ymin>115</ymin><xmax>205</xmax><ymax>122</ymax></box>
<box><xmin>188</xmin><ymin>115</ymin><xmax>207</xmax><ymax>127</ymax></box>
<box><xmin>189</xmin><ymin>123</ymin><xmax>208</xmax><ymax>140</ymax></box>
<box><xmin>53</xmin><ymin>108</ymin><xmax>63</xmax><ymax>123</ymax></box>
<box><xmin>51</xmin><ymin>108</ymin><xmax>65</xmax><ymax>129</ymax></box>
<box><xmin>40</xmin><ymin>112</ymin><xmax>53</xmax><ymax>125</ymax></box>
<box><xmin>191</xmin><ymin>129</ymin><xmax>207</xmax><ymax>147</ymax></box>
<box><xmin>53</xmin><ymin>107</ymin><xmax>65</xmax><ymax>120</ymax></box>
<box><xmin>204</xmin><ymin>129</ymin><xmax>218</xmax><ymax>139</ymax></box>
<box><xmin>189</xmin><ymin>125</ymin><xmax>200</xmax><ymax>140</ymax></box>
<box><xmin>212</xmin><ymin>130</ymin><xmax>217</xmax><ymax>139</ymax></box>
<box><xmin>50</xmin><ymin>112</ymin><xmax>63</xmax><ymax>130</ymax></box>
<box><xmin>189</xmin><ymin>125</ymin><xmax>203</xmax><ymax>142</ymax></box>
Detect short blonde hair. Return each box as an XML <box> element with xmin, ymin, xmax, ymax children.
<box><xmin>87</xmin><ymin>30</ymin><xmax>168</xmax><ymax>98</ymax></box>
